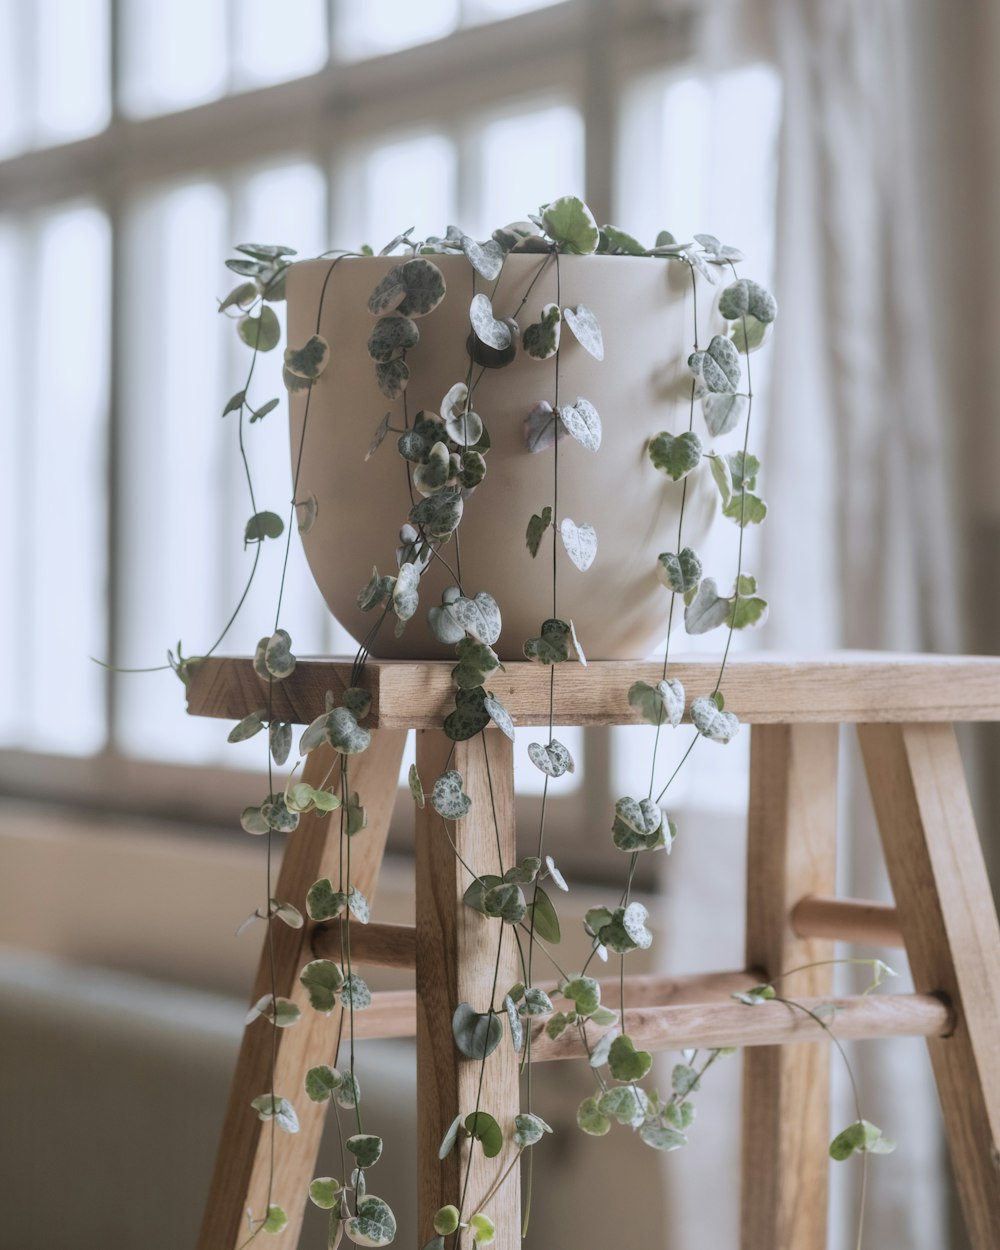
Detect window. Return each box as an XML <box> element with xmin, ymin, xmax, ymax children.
<box><xmin>0</xmin><ymin>2</ymin><xmax>781</xmax><ymax>862</ymax></box>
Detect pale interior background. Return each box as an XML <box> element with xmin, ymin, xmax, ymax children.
<box><xmin>0</xmin><ymin>1</ymin><xmax>998</xmax><ymax>1248</ymax></box>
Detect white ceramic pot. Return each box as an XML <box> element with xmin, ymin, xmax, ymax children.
<box><xmin>286</xmin><ymin>253</ymin><xmax>717</xmax><ymax>661</ymax></box>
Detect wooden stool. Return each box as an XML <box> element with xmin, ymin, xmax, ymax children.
<box><xmin>187</xmin><ymin>653</ymin><xmax>1000</xmax><ymax>1250</ymax></box>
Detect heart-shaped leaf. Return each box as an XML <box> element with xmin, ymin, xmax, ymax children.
<box><xmin>612</xmin><ymin>796</ymin><xmax>666</xmax><ymax>852</ymax></box>
<box><xmin>577</xmin><ymin>1096</ymin><xmax>611</xmax><ymax>1136</ymax></box>
<box><xmin>562</xmin><ymin>975</ymin><xmax>601</xmax><ymax>1015</ymax></box>
<box><xmin>648</xmin><ymin>430</ymin><xmax>703</xmax><ymax>481</ymax></box>
<box><xmin>526</xmin><ymin>506</ymin><xmax>552</xmax><ymax>557</ymax></box>
<box><xmin>460</xmin><ymin>235</ymin><xmax>504</xmax><ymax>280</ymax></box>
<box><xmin>608</xmin><ymin>1033</ymin><xmax>653</xmax><ymax>1082</ymax></box>
<box><xmin>431</xmin><ymin>770</ymin><xmax>472</xmax><ymax>820</ymax></box>
<box><xmin>622</xmin><ymin>901</ymin><xmax>653</xmax><ymax>949</ymax></box>
<box><xmin>240</xmin><ymin>805</ymin><xmax>270</xmax><ymax>835</ymax></box>
<box><xmin>305</xmin><ymin>1066</ymin><xmax>340</xmax><ymax>1104</ymax></box>
<box><xmin>299</xmin><ymin>959</ymin><xmax>345</xmax><ymax>1013</ymax></box>
<box><xmin>560</xmin><ymin>518</ymin><xmax>597</xmax><ymax>571</ymax></box>
<box><xmin>689</xmin><ymin>334</ymin><xmax>741</xmax><ymax>393</ymax></box>
<box><xmin>397</xmin><ymin>257</ymin><xmax>446</xmax><ymax>316</ymax></box>
<box><xmin>829</xmin><ymin>1120</ymin><xmax>896</xmax><ymax>1161</ymax></box>
<box><xmin>284</xmin><ymin>334</ymin><xmax>329</xmax><ymax>380</ymax></box>
<box><xmin>228</xmin><ymin>708</ymin><xmax>267</xmax><ymax>743</ymax></box>
<box><xmin>640</xmin><ymin>1123</ymin><xmax>688</xmax><ymax>1152</ymax></box>
<box><xmin>628</xmin><ymin>678</ymin><xmax>685</xmax><ymax>728</ymax></box>
<box><xmin>306</xmin><ymin>878</ymin><xmax>347</xmax><ymax>921</ymax></box>
<box><xmin>219</xmin><ymin>281</ymin><xmax>258</xmax><ymax>313</ymax></box>
<box><xmin>483</xmin><ymin>692</ymin><xmax>515</xmax><ymax>741</ymax></box>
<box><xmin>545</xmin><ymin>854</ymin><xmax>568</xmax><ymax>891</ymax></box>
<box><xmin>246</xmin><ymin>994</ymin><xmax>301</xmax><ymax>1028</ymax></box>
<box><xmin>269</xmin><ymin>720</ymin><xmax>292</xmax><ymax>766</ymax></box>
<box><xmin>375</xmin><ymin>357</ymin><xmax>409</xmax><ymax>398</ymax></box>
<box><xmin>341</xmin><ymin>973</ymin><xmax>371</xmax><ymax>1010</ymax></box>
<box><xmin>541</xmin><ymin>196</ymin><xmax>600</xmax><ymax>254</ymax></box>
<box><xmin>444</xmin><ymin>686</ymin><xmax>491</xmax><ymax>741</ymax></box>
<box><xmin>522</xmin><ymin>304</ymin><xmax>561</xmax><ymax>359</ymax></box>
<box><xmin>448</xmin><ymin>590</ymin><xmax>502</xmax><ymax>645</ymax></box>
<box><xmin>562</xmin><ymin>304</ymin><xmax>603</xmax><ymax>360</ymax></box>
<box><xmin>504</xmin><ymin>993</ymin><xmax>524</xmax><ymax>1052</ymax></box>
<box><xmin>367</xmin><ymin>267</ymin><xmax>406</xmax><ymax>315</ymax></box>
<box><xmin>344</xmin><ymin>1196</ymin><xmax>397</xmax><ymax>1248</ymax></box>
<box><xmin>238</xmin><ymin>305</ymin><xmax>280</xmax><ymax>351</ymax></box>
<box><xmin>599</xmin><ymin>224</ymin><xmax>646</xmax><ymax>255</ymax></box>
<box><xmin>523</xmin><ymin>618</ymin><xmax>573</xmax><ymax>664</ymax></box>
<box><xmin>347</xmin><ymin>887</ymin><xmax>370</xmax><ymax>924</ymax></box>
<box><xmin>468</xmin><ymin>1213</ymin><xmax>496</xmax><ymax>1245</ymax></box>
<box><xmin>684</xmin><ymin>578</ymin><xmax>730</xmax><ymax>635</ymax></box>
<box><xmin>657</xmin><ymin>547</ymin><xmax>702</xmax><ymax>594</ymax></box>
<box><xmin>335</xmin><ymin>1073</ymin><xmax>361</xmax><ymax>1109</ymax></box>
<box><xmin>412</xmin><ymin>441</ymin><xmax>451</xmax><ymax>495</ymax></box>
<box><xmin>257</xmin><ymin>629</ymin><xmax>296</xmax><ymax>680</ymax></box>
<box><xmin>410</xmin><ymin>489</ymin><xmax>463</xmax><ymax>540</ymax></box>
<box><xmin>691</xmin><ymin>696</ymin><xmax>740</xmax><ymax>744</ymax></box>
<box><xmin>251</xmin><ymin>1094</ymin><xmax>299</xmax><ymax>1133</ymax></box>
<box><xmin>703</xmin><ymin>392</ymin><xmax>749</xmax><ymax>437</ymax></box>
<box><xmin>452</xmin><ymin>637</ymin><xmax>501</xmax><ymax>689</ymax></box>
<box><xmin>527</xmin><ymin>738</ymin><xmax>574</xmax><ymax>777</ymax></box>
<box><xmin>599</xmin><ymin>1085</ymin><xmax>650</xmax><ymax>1128</ymax></box>
<box><xmin>452</xmin><ymin>1002</ymin><xmax>503</xmax><ymax>1060</ymax></box>
<box><xmin>245</xmin><ymin>511</ymin><xmax>284</xmax><ymax>542</ymax></box>
<box><xmin>484</xmin><ymin>881</ymin><xmax>526</xmax><ymax>924</ymax></box>
<box><xmin>444</xmin><ymin>408</ymin><xmax>483</xmax><ymax>447</ymax></box>
<box><xmin>523</xmin><ymin>400</ymin><xmax>565</xmax><ymax>453</ymax></box>
<box><xmin>730</xmin><ymin>314</ymin><xmax>770</xmax><ymax>354</ymax></box>
<box><xmin>347</xmin><ymin>1134</ymin><xmax>383</xmax><ymax>1169</ymax></box>
<box><xmin>260</xmin><ymin>793</ymin><xmax>299</xmax><ymax>833</ymax></box>
<box><xmin>308</xmin><ymin>1177</ymin><xmax>343</xmax><ymax>1210</ymax></box>
<box><xmin>718</xmin><ymin>277</ymin><xmax>777</xmax><ymax>324</ymax></box>
<box><xmin>391</xmin><ymin>561</ymin><xmax>420</xmax><ymax>627</ymax></box>
<box><xmin>464</xmin><ymin>1111</ymin><xmax>503</xmax><ymax>1158</ymax></box>
<box><xmin>513</xmin><ymin>1112</ymin><xmax>551</xmax><ymax>1147</ymax></box>
<box><xmin>367</xmin><ymin>314</ymin><xmax>419</xmax><ymax>363</ymax></box>
<box><xmin>722</xmin><ymin>490</ymin><xmax>767</xmax><ymax>527</ymax></box>
<box><xmin>325</xmin><ymin>707</ymin><xmax>371</xmax><ymax>755</ymax></box>
<box><xmin>558</xmin><ymin>397</ymin><xmax>602</xmax><ymax>451</ymax></box>
<box><xmin>529</xmin><ymin>886</ymin><xmax>561</xmax><ymax>943</ymax></box>
<box><xmin>469</xmin><ymin>293</ymin><xmax>512</xmax><ymax>349</ymax></box>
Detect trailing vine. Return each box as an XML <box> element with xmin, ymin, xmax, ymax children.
<box><xmin>184</xmin><ymin>197</ymin><xmax>896</xmax><ymax>1249</ymax></box>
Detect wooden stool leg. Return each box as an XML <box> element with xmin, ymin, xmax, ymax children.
<box><xmin>415</xmin><ymin>728</ymin><xmax>521</xmax><ymax>1249</ymax></box>
<box><xmin>858</xmin><ymin>723</ymin><xmax>1000</xmax><ymax>1250</ymax></box>
<box><xmin>742</xmin><ymin>724</ymin><xmax>839</xmax><ymax>1250</ymax></box>
<box><xmin>197</xmin><ymin>729</ymin><xmax>408</xmax><ymax>1250</ymax></box>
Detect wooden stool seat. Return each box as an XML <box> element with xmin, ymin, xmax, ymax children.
<box><xmin>187</xmin><ymin>652</ymin><xmax>1000</xmax><ymax>1250</ymax></box>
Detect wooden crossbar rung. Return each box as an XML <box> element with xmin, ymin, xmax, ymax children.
<box><xmin>791</xmin><ymin>895</ymin><xmax>904</xmax><ymax>948</ymax></box>
<box><xmin>531</xmin><ymin>993</ymin><xmax>953</xmax><ymax>1061</ymax></box>
<box><xmin>312</xmin><ymin>921</ymin><xmax>417</xmax><ymax>969</ymax></box>
<box><xmin>186</xmin><ymin>651</ymin><xmax>1000</xmax><ymax>728</ymax></box>
<box><xmin>342</xmin><ymin>969</ymin><xmax>760</xmax><ymax>1040</ymax></box>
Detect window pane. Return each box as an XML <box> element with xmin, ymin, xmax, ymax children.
<box><xmin>0</xmin><ymin>1</ymin><xmax>27</xmax><ymax>155</ymax></box>
<box><xmin>0</xmin><ymin>221</ymin><xmax>24</xmax><ymax>740</ymax></box>
<box><xmin>116</xmin><ymin>163</ymin><xmax>332</xmax><ymax>768</ymax></box>
<box><xmin>472</xmin><ymin>103</ymin><xmax>583</xmax><ymax>238</ymax></box>
<box><xmin>464</xmin><ymin>0</ymin><xmax>567</xmax><ymax>22</ymax></box>
<box><xmin>119</xmin><ymin>0</ymin><xmax>227</xmax><ymax>117</ymax></box>
<box><xmin>116</xmin><ymin>182</ymin><xmax>230</xmax><ymax>765</ymax></box>
<box><xmin>24</xmin><ymin>206</ymin><xmax>110</xmax><ymax>754</ymax></box>
<box><xmin>234</xmin><ymin>0</ymin><xmax>328</xmax><ymax>87</ymax></box>
<box><xmin>337</xmin><ymin>0</ymin><xmax>459</xmax><ymax>60</ymax></box>
<box><xmin>617</xmin><ymin>63</ymin><xmax>782</xmax><ymax>274</ymax></box>
<box><xmin>362</xmin><ymin>135</ymin><xmax>456</xmax><ymax>249</ymax></box>
<box><xmin>34</xmin><ymin>0</ymin><xmax>111</xmax><ymax>143</ymax></box>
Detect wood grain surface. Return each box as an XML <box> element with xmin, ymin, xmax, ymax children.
<box><xmin>859</xmin><ymin>722</ymin><xmax>1000</xmax><ymax>1250</ymax></box>
<box><xmin>415</xmin><ymin>729</ymin><xmax>521</xmax><ymax>1249</ymax></box>
<box><xmin>196</xmin><ymin>730</ymin><xmax>407</xmax><ymax>1250</ymax></box>
<box><xmin>741</xmin><ymin>724</ymin><xmax>839</xmax><ymax>1250</ymax></box>
<box><xmin>187</xmin><ymin>651</ymin><xmax>1000</xmax><ymax>728</ymax></box>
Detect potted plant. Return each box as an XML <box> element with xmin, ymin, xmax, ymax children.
<box><xmin>186</xmin><ymin>197</ymin><xmax>888</xmax><ymax>1248</ymax></box>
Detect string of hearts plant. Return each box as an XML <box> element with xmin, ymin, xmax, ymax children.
<box><xmin>191</xmin><ymin>196</ymin><xmax>894</xmax><ymax>1250</ymax></box>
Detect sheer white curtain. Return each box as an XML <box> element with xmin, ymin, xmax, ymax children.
<box><xmin>662</xmin><ymin>1</ymin><xmax>976</xmax><ymax>1246</ymax></box>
